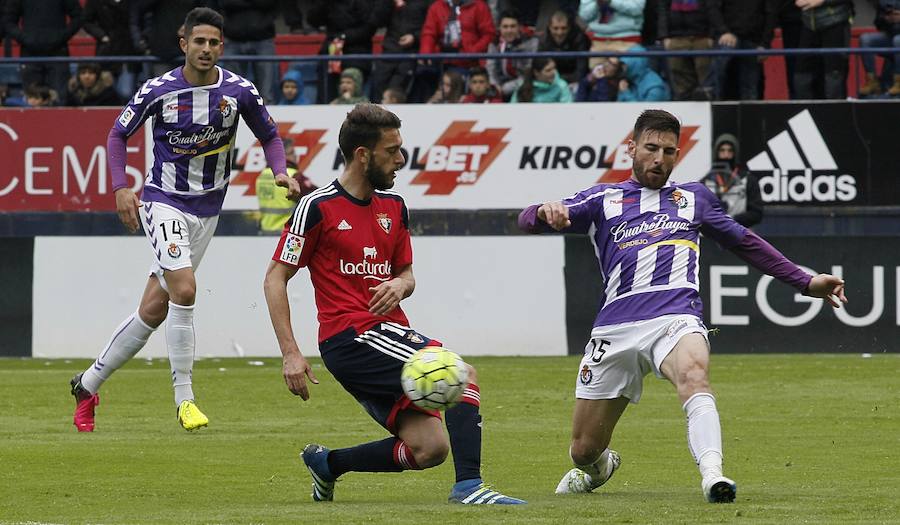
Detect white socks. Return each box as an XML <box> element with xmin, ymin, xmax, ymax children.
<box><xmin>166</xmin><ymin>301</ymin><xmax>196</xmax><ymax>406</ymax></box>
<box><xmin>81</xmin><ymin>311</ymin><xmax>154</xmax><ymax>394</ymax></box>
<box><xmin>684</xmin><ymin>392</ymin><xmax>724</xmax><ymax>480</ymax></box>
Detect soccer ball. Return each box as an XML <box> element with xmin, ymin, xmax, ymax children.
<box><xmin>401</xmin><ymin>347</ymin><xmax>469</xmax><ymax>410</ymax></box>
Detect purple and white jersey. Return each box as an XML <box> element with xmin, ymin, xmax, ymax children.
<box><xmin>563</xmin><ymin>179</ymin><xmax>746</xmax><ymax>327</ymax></box>
<box><xmin>114</xmin><ymin>66</ymin><xmax>278</xmax><ymax>217</ymax></box>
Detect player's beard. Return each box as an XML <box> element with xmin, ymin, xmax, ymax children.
<box><xmin>366</xmin><ymin>162</ymin><xmax>395</xmax><ymax>191</ymax></box>
<box><xmin>633</xmin><ymin>161</ymin><xmax>670</xmax><ymax>190</ymax></box>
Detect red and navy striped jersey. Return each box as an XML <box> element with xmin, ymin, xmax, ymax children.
<box><xmin>272</xmin><ymin>180</ymin><xmax>413</xmax><ymax>342</ymax></box>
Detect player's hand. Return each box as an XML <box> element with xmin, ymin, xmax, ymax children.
<box><xmin>718</xmin><ymin>32</ymin><xmax>738</xmax><ymax>48</ymax></box>
<box><xmin>368</xmin><ymin>278</ymin><xmax>407</xmax><ymax>315</ymax></box>
<box><xmin>275</xmin><ymin>172</ymin><xmax>302</xmax><ymax>201</ymax></box>
<box><xmin>282</xmin><ymin>350</ymin><xmax>319</xmax><ymax>400</ymax></box>
<box><xmin>114</xmin><ymin>188</ymin><xmax>141</xmax><ymax>233</ymax></box>
<box><xmin>537</xmin><ymin>201</ymin><xmax>571</xmax><ymax>230</ymax></box>
<box><xmin>806</xmin><ymin>273</ymin><xmax>848</xmax><ymax>308</ymax></box>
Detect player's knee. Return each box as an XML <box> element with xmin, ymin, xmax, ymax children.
<box><xmin>411</xmin><ymin>439</ymin><xmax>449</xmax><ymax>469</ymax></box>
<box><xmin>570</xmin><ymin>437</ymin><xmax>607</xmax><ymax>466</ymax></box>
<box><xmin>676</xmin><ymin>362</ymin><xmax>710</xmax><ymax>394</ymax></box>
<box><xmin>138</xmin><ymin>302</ymin><xmax>167</xmax><ymax>328</ymax></box>
<box><xmin>167</xmin><ymin>281</ymin><xmax>197</xmax><ymax>305</ymax></box>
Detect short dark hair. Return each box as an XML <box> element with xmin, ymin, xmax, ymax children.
<box><xmin>633</xmin><ymin>109</ymin><xmax>681</xmax><ymax>142</ymax></box>
<box><xmin>183</xmin><ymin>7</ymin><xmax>224</xmax><ymax>39</ymax></box>
<box><xmin>498</xmin><ymin>8</ymin><xmax>521</xmax><ymax>23</ymax></box>
<box><xmin>468</xmin><ymin>66</ymin><xmax>489</xmax><ymax>80</ymax></box>
<box><xmin>338</xmin><ymin>103</ymin><xmax>402</xmax><ymax>162</ymax></box>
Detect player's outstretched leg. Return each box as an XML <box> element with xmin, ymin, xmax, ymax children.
<box><xmin>684</xmin><ymin>392</ymin><xmax>736</xmax><ymax>503</ymax></box>
<box><xmin>300</xmin><ymin>434</ymin><xmax>429</xmax><ymax>502</ymax></box>
<box><xmin>445</xmin><ymin>378</ymin><xmax>526</xmax><ymax>505</ymax></box>
<box><xmin>555</xmin><ymin>448</ymin><xmax>621</xmax><ymax>494</ymax></box>
<box><xmin>71</xmin><ymin>309</ymin><xmax>156</xmax><ymax>432</ymax></box>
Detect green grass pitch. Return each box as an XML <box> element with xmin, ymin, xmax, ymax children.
<box><xmin>1</xmin><ymin>354</ymin><xmax>898</xmax><ymax>524</ymax></box>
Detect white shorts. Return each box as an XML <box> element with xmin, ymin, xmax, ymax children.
<box><xmin>574</xmin><ymin>314</ymin><xmax>708</xmax><ymax>404</ymax></box>
<box><xmin>139</xmin><ymin>201</ymin><xmax>218</xmax><ymax>289</ymax></box>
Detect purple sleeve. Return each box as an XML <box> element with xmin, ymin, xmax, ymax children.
<box><xmin>262</xmin><ymin>135</ymin><xmax>287</xmax><ymax>176</ymax></box>
<box><xmin>107</xmin><ymin>127</ymin><xmax>130</xmax><ymax>192</ymax></box>
<box><xmin>729</xmin><ymin>230</ymin><xmax>813</xmax><ymax>293</ymax></box>
<box><xmin>239</xmin><ymin>85</ymin><xmax>279</xmax><ymax>144</ymax></box>
<box><xmin>517</xmin><ymin>204</ymin><xmax>553</xmax><ymax>234</ymax></box>
<box><xmin>696</xmin><ymin>183</ymin><xmax>746</xmax><ymax>249</ymax></box>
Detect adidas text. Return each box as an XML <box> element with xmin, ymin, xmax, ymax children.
<box><xmin>758</xmin><ymin>169</ymin><xmax>856</xmax><ymax>203</ymax></box>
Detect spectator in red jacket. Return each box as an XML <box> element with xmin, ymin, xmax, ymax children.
<box><xmin>461</xmin><ymin>65</ymin><xmax>503</xmax><ymax>102</ymax></box>
<box><xmin>420</xmin><ymin>0</ymin><xmax>496</xmax><ymax>70</ymax></box>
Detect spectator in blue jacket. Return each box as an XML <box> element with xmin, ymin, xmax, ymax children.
<box><xmin>617</xmin><ymin>45</ymin><xmax>672</xmax><ymax>100</ymax></box>
<box><xmin>512</xmin><ymin>57</ymin><xmax>574</xmax><ymax>103</ymax></box>
<box><xmin>278</xmin><ymin>68</ymin><xmax>310</xmax><ymax>105</ymax></box>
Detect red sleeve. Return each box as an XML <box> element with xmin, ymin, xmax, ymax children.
<box><xmin>272</xmin><ymin>198</ymin><xmax>324</xmax><ymax>268</ymax></box>
<box><xmin>419</xmin><ymin>3</ymin><xmax>441</xmax><ymax>54</ymax></box>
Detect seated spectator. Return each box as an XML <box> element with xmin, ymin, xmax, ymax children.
<box><xmin>575</xmin><ymin>61</ymin><xmax>619</xmax><ymax>101</ymax></box>
<box><xmin>420</xmin><ymin>0</ymin><xmax>496</xmax><ymax>70</ymax></box>
<box><xmin>382</xmin><ymin>87</ymin><xmax>408</xmax><ymax>104</ymax></box>
<box><xmin>330</xmin><ymin>67</ymin><xmax>369</xmax><ymax>105</ymax></box>
<box><xmin>616</xmin><ymin>45</ymin><xmax>671</xmax><ymax>101</ymax></box>
<box><xmin>539</xmin><ymin>10</ymin><xmax>591</xmax><ymax>86</ymax></box>
<box><xmin>486</xmin><ymin>8</ymin><xmax>539</xmax><ymax>100</ymax></box>
<box><xmin>511</xmin><ymin>57</ymin><xmax>573</xmax><ymax>103</ymax></box>
<box><xmin>579</xmin><ymin>0</ymin><xmax>645</xmax><ymax>68</ymax></box>
<box><xmin>859</xmin><ymin>1</ymin><xmax>900</xmax><ymax>97</ymax></box>
<box><xmin>702</xmin><ymin>133</ymin><xmax>762</xmax><ymax>228</ymax></box>
<box><xmin>461</xmin><ymin>66</ymin><xmax>503</xmax><ymax>102</ymax></box>
<box><xmin>794</xmin><ymin>0</ymin><xmax>852</xmax><ymax>100</ymax></box>
<box><xmin>427</xmin><ymin>69</ymin><xmax>465</xmax><ymax>103</ymax></box>
<box><xmin>66</xmin><ymin>63</ymin><xmax>121</xmax><ymax>107</ymax></box>
<box><xmin>6</xmin><ymin>83</ymin><xmax>59</xmax><ymax>107</ymax></box>
<box><xmin>278</xmin><ymin>69</ymin><xmax>310</xmax><ymax>105</ymax></box>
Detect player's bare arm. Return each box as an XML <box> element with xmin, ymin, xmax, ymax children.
<box><xmin>806</xmin><ymin>274</ymin><xmax>848</xmax><ymax>308</ymax></box>
<box><xmin>263</xmin><ymin>260</ymin><xmax>319</xmax><ymax>400</ymax></box>
<box><xmin>537</xmin><ymin>201</ymin><xmax>572</xmax><ymax>230</ymax></box>
<box><xmin>274</xmin><ymin>172</ymin><xmax>303</xmax><ymax>201</ymax></box>
<box><xmin>114</xmin><ymin>187</ymin><xmax>141</xmax><ymax>233</ymax></box>
<box><xmin>368</xmin><ymin>264</ymin><xmax>415</xmax><ymax>315</ymax></box>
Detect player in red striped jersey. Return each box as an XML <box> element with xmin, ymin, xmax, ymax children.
<box><xmin>263</xmin><ymin>103</ymin><xmax>524</xmax><ymax>505</ymax></box>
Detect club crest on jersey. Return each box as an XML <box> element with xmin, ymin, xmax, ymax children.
<box><xmin>218</xmin><ymin>98</ymin><xmax>234</xmax><ymax>118</ymax></box>
<box><xmin>167</xmin><ymin>243</ymin><xmax>182</xmax><ymax>258</ymax></box>
<box><xmin>376</xmin><ymin>213</ymin><xmax>392</xmax><ymax>234</ymax></box>
<box><xmin>670</xmin><ymin>190</ymin><xmax>688</xmax><ymax>209</ymax></box>
<box><xmin>406</xmin><ymin>332</ymin><xmax>425</xmax><ymax>344</ymax></box>
<box><xmin>580</xmin><ymin>365</ymin><xmax>593</xmax><ymax>385</ymax></box>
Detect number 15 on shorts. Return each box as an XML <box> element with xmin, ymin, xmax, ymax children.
<box><xmin>589</xmin><ymin>339</ymin><xmax>610</xmax><ymax>363</ymax></box>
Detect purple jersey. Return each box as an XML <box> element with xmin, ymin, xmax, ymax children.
<box><xmin>114</xmin><ymin>66</ymin><xmax>278</xmax><ymax>217</ymax></box>
<box><xmin>562</xmin><ymin>179</ymin><xmax>746</xmax><ymax>327</ymax></box>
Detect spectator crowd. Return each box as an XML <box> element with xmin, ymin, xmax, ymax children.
<box><xmin>1</xmin><ymin>0</ymin><xmax>897</xmax><ymax>107</ymax></box>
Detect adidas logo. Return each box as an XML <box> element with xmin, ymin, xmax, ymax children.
<box><xmin>337</xmin><ymin>219</ymin><xmax>352</xmax><ymax>231</ymax></box>
<box><xmin>746</xmin><ymin>109</ymin><xmax>856</xmax><ymax>203</ymax></box>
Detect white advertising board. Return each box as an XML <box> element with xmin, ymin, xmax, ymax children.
<box><xmin>221</xmin><ymin>102</ymin><xmax>712</xmax><ymax>210</ymax></box>
<box><xmin>34</xmin><ymin>236</ymin><xmax>567</xmax><ymax>358</ymax></box>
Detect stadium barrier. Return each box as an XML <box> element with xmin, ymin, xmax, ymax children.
<box><xmin>1</xmin><ymin>101</ymin><xmax>898</xmax><ymax>357</ymax></box>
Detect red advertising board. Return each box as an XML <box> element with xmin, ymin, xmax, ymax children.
<box><xmin>0</xmin><ymin>108</ymin><xmax>146</xmax><ymax>211</ymax></box>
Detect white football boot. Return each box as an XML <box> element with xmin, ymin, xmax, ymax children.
<box><xmin>555</xmin><ymin>450</ymin><xmax>621</xmax><ymax>494</ymax></box>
